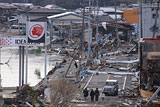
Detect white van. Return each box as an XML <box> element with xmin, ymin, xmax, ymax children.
<box><xmin>103</xmin><ymin>80</ymin><xmax>118</xmax><ymax>96</ymax></box>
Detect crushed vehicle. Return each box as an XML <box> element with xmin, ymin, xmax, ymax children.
<box><xmin>103</xmin><ymin>80</ymin><xmax>118</xmax><ymax>96</ymax></box>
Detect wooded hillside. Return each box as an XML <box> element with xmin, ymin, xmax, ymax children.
<box><xmin>0</xmin><ymin>0</ymin><xmax>137</xmax><ymax>9</ymax></box>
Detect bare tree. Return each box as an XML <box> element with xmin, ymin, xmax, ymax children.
<box><xmin>49</xmin><ymin>78</ymin><xmax>77</xmax><ymax>107</ymax></box>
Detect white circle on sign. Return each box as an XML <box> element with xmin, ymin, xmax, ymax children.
<box><xmin>29</xmin><ymin>24</ymin><xmax>44</xmax><ymax>40</ymax></box>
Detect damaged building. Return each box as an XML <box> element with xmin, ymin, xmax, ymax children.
<box><xmin>140</xmin><ymin>3</ymin><xmax>160</xmax><ymax>91</ymax></box>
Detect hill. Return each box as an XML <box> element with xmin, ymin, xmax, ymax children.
<box><xmin>0</xmin><ymin>0</ymin><xmax>137</xmax><ymax>9</ymax></box>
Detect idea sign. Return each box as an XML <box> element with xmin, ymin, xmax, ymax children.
<box><xmin>0</xmin><ymin>36</ymin><xmax>43</xmax><ymax>47</ymax></box>
<box><xmin>27</xmin><ymin>22</ymin><xmax>46</xmax><ymax>43</ymax></box>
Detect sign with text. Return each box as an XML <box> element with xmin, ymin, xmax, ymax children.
<box><xmin>27</xmin><ymin>22</ymin><xmax>46</xmax><ymax>43</ymax></box>
<box><xmin>0</xmin><ymin>36</ymin><xmax>44</xmax><ymax>47</ymax></box>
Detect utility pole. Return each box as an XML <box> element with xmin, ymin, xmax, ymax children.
<box><xmin>19</xmin><ymin>46</ymin><xmax>22</xmax><ymax>89</ymax></box>
<box><xmin>70</xmin><ymin>20</ymin><xmax>73</xmax><ymax>40</ymax></box>
<box><xmin>88</xmin><ymin>0</ymin><xmax>91</xmax><ymax>59</ymax></box>
<box><xmin>78</xmin><ymin>0</ymin><xmax>85</xmax><ymax>82</ymax></box>
<box><xmin>95</xmin><ymin>0</ymin><xmax>99</xmax><ymax>58</ymax></box>
<box><xmin>25</xmin><ymin>13</ymin><xmax>28</xmax><ymax>84</ymax></box>
<box><xmin>22</xmin><ymin>46</ymin><xmax>24</xmax><ymax>86</ymax></box>
<box><xmin>115</xmin><ymin>0</ymin><xmax>120</xmax><ymax>48</ymax></box>
<box><xmin>138</xmin><ymin>0</ymin><xmax>143</xmax><ymax>89</ymax></box>
<box><xmin>44</xmin><ymin>25</ymin><xmax>47</xmax><ymax>85</ymax></box>
<box><xmin>25</xmin><ymin>6</ymin><xmax>30</xmax><ymax>84</ymax></box>
<box><xmin>0</xmin><ymin>48</ymin><xmax>2</xmax><ymax>90</ymax></box>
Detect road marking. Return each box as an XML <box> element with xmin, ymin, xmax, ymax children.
<box><xmin>122</xmin><ymin>76</ymin><xmax>127</xmax><ymax>90</ymax></box>
<box><xmin>99</xmin><ymin>74</ymin><xmax>111</xmax><ymax>98</ymax></box>
<box><xmin>87</xmin><ymin>88</ymin><xmax>102</xmax><ymax>91</ymax></box>
<box><xmin>83</xmin><ymin>73</ymin><xmax>94</xmax><ymax>89</ymax></box>
<box><xmin>106</xmin><ymin>74</ymin><xmax>110</xmax><ymax>80</ymax></box>
<box><xmin>114</xmin><ymin>75</ymin><xmax>122</xmax><ymax>78</ymax></box>
<box><xmin>76</xmin><ymin>104</ymin><xmax>103</xmax><ymax>107</ymax></box>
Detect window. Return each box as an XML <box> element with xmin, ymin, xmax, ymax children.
<box><xmin>152</xmin><ymin>14</ymin><xmax>159</xmax><ymax>19</ymax></box>
<box><xmin>106</xmin><ymin>82</ymin><xmax>117</xmax><ymax>86</ymax></box>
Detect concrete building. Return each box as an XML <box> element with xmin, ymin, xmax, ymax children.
<box><xmin>0</xmin><ymin>3</ymin><xmax>17</xmax><ymax>23</ymax></box>
<box><xmin>140</xmin><ymin>3</ymin><xmax>160</xmax><ymax>90</ymax></box>
<box><xmin>17</xmin><ymin>7</ymin><xmax>66</xmax><ymax>24</ymax></box>
<box><xmin>100</xmin><ymin>7</ymin><xmax>123</xmax><ymax>19</ymax></box>
<box><xmin>142</xmin><ymin>4</ymin><xmax>160</xmax><ymax>38</ymax></box>
<box><xmin>47</xmin><ymin>12</ymin><xmax>90</xmax><ymax>42</ymax></box>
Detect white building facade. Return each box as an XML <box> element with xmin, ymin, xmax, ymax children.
<box><xmin>142</xmin><ymin>4</ymin><xmax>160</xmax><ymax>38</ymax></box>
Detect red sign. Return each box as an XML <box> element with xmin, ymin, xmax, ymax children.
<box><xmin>29</xmin><ymin>24</ymin><xmax>44</xmax><ymax>40</ymax></box>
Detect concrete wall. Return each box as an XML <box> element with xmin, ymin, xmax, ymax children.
<box><xmin>142</xmin><ymin>4</ymin><xmax>160</xmax><ymax>38</ymax></box>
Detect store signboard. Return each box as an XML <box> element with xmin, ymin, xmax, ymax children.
<box><xmin>0</xmin><ymin>36</ymin><xmax>44</xmax><ymax>47</ymax></box>
<box><xmin>28</xmin><ymin>22</ymin><xmax>46</xmax><ymax>44</ymax></box>
<box><xmin>0</xmin><ymin>22</ymin><xmax>49</xmax><ymax>47</ymax></box>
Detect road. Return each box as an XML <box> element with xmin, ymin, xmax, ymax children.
<box><xmin>71</xmin><ymin>73</ymin><xmax>136</xmax><ymax>107</ymax></box>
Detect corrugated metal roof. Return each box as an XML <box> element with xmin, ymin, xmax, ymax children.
<box><xmin>48</xmin><ymin>12</ymin><xmax>76</xmax><ymax>19</ymax></box>
<box><xmin>100</xmin><ymin>7</ymin><xmax>123</xmax><ymax>13</ymax></box>
<box><xmin>28</xmin><ymin>7</ymin><xmax>65</xmax><ymax>13</ymax></box>
<box><xmin>109</xmin><ymin>14</ymin><xmax>122</xmax><ymax>19</ymax></box>
<box><xmin>0</xmin><ymin>3</ymin><xmax>17</xmax><ymax>9</ymax></box>
<box><xmin>18</xmin><ymin>7</ymin><xmax>65</xmax><ymax>14</ymax></box>
<box><xmin>47</xmin><ymin>12</ymin><xmax>88</xmax><ymax>21</ymax></box>
<box><xmin>45</xmin><ymin>4</ymin><xmax>66</xmax><ymax>11</ymax></box>
<box><xmin>97</xmin><ymin>15</ymin><xmax>114</xmax><ymax>22</ymax></box>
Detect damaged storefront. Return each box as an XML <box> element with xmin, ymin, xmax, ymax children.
<box><xmin>141</xmin><ymin>38</ymin><xmax>160</xmax><ymax>91</ymax></box>
<box><xmin>92</xmin><ymin>22</ymin><xmax>134</xmax><ymax>42</ymax></box>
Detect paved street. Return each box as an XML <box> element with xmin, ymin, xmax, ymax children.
<box><xmin>71</xmin><ymin>73</ymin><xmax>136</xmax><ymax>107</ymax></box>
